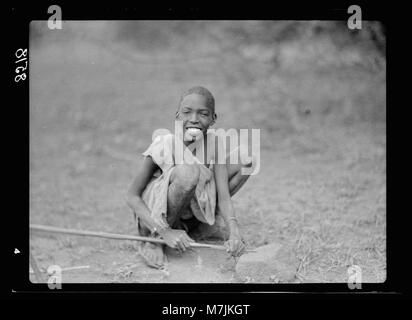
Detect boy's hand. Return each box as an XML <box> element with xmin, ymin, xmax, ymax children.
<box><xmin>224</xmin><ymin>234</ymin><xmax>246</xmax><ymax>257</ymax></box>
<box><xmin>158</xmin><ymin>228</ymin><xmax>194</xmax><ymax>253</ymax></box>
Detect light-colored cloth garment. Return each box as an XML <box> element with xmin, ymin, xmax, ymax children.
<box><xmin>141</xmin><ymin>133</ymin><xmax>217</xmax><ymax>229</ymax></box>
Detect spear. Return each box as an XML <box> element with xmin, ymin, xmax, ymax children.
<box><xmin>30</xmin><ymin>224</ymin><xmax>255</xmax><ymax>252</ymax></box>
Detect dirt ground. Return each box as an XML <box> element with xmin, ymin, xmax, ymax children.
<box><xmin>29</xmin><ymin>22</ymin><xmax>386</xmax><ymax>283</ymax></box>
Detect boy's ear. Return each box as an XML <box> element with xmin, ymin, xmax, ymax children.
<box><xmin>212</xmin><ymin>113</ymin><xmax>217</xmax><ymax>124</ymax></box>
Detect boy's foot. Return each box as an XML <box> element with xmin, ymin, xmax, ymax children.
<box><xmin>189</xmin><ymin>215</ymin><xmax>229</xmax><ymax>241</ymax></box>
<box><xmin>139</xmin><ymin>242</ymin><xmax>167</xmax><ymax>269</ymax></box>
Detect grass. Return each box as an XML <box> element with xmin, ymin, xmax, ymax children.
<box><xmin>29</xmin><ymin>21</ymin><xmax>386</xmax><ymax>283</ymax></box>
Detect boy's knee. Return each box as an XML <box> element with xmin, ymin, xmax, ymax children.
<box><xmin>172</xmin><ymin>164</ymin><xmax>200</xmax><ymax>191</ymax></box>
<box><xmin>243</xmin><ymin>159</ymin><xmax>253</xmax><ymax>168</ymax></box>
<box><xmin>239</xmin><ymin>153</ymin><xmax>254</xmax><ymax>169</ymax></box>
<box><xmin>240</xmin><ymin>154</ymin><xmax>258</xmax><ymax>176</ymax></box>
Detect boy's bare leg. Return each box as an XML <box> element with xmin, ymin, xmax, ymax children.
<box><xmin>137</xmin><ymin>222</ymin><xmax>167</xmax><ymax>269</ymax></box>
<box><xmin>139</xmin><ymin>164</ymin><xmax>200</xmax><ymax>268</ymax></box>
<box><xmin>166</xmin><ymin>164</ymin><xmax>200</xmax><ymax>227</ymax></box>
<box><xmin>191</xmin><ymin>153</ymin><xmax>253</xmax><ymax>241</ymax></box>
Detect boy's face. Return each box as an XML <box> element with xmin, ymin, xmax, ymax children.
<box><xmin>177</xmin><ymin>93</ymin><xmax>215</xmax><ymax>135</ymax></box>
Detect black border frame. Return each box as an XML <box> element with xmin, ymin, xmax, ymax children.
<box><xmin>7</xmin><ymin>2</ymin><xmax>408</xmax><ymax>300</ymax></box>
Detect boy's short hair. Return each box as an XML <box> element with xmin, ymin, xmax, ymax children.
<box><xmin>179</xmin><ymin>86</ymin><xmax>215</xmax><ymax>114</ymax></box>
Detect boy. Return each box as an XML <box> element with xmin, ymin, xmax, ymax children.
<box><xmin>126</xmin><ymin>87</ymin><xmax>254</xmax><ymax>268</ymax></box>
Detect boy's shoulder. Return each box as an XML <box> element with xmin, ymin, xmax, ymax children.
<box><xmin>144</xmin><ymin>132</ymin><xmax>174</xmax><ymax>155</ymax></box>
<box><xmin>151</xmin><ymin>132</ymin><xmax>174</xmax><ymax>145</ymax></box>
<box><xmin>143</xmin><ymin>132</ymin><xmax>175</xmax><ymax>169</ymax></box>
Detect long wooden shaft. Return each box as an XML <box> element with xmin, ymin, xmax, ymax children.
<box><xmin>30</xmin><ymin>224</ymin><xmax>234</xmax><ymax>251</ymax></box>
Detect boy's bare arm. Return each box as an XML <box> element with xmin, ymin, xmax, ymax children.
<box><xmin>125</xmin><ymin>156</ymin><xmax>168</xmax><ymax>232</ymax></box>
<box><xmin>214</xmin><ymin>163</ymin><xmax>241</xmax><ymax>237</ymax></box>
<box><xmin>213</xmin><ymin>136</ymin><xmax>245</xmax><ymax>256</ymax></box>
<box><xmin>126</xmin><ymin>156</ymin><xmax>194</xmax><ymax>251</ymax></box>
<box><xmin>213</xmin><ymin>135</ymin><xmax>241</xmax><ymax>235</ymax></box>
<box><xmin>214</xmin><ymin>162</ymin><xmax>245</xmax><ymax>256</ymax></box>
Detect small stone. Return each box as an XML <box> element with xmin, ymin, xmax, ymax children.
<box><xmin>236</xmin><ymin>242</ymin><xmax>298</xmax><ymax>283</ymax></box>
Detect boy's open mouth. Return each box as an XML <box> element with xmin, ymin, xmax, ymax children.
<box><xmin>185</xmin><ymin>126</ymin><xmax>203</xmax><ymax>131</ymax></box>
<box><xmin>184</xmin><ymin>127</ymin><xmax>203</xmax><ymax>141</ymax></box>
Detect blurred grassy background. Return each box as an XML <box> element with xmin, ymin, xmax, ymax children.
<box><xmin>29</xmin><ymin>21</ymin><xmax>386</xmax><ymax>283</ymax></box>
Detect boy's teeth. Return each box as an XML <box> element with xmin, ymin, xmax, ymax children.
<box><xmin>186</xmin><ymin>128</ymin><xmax>202</xmax><ymax>136</ymax></box>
